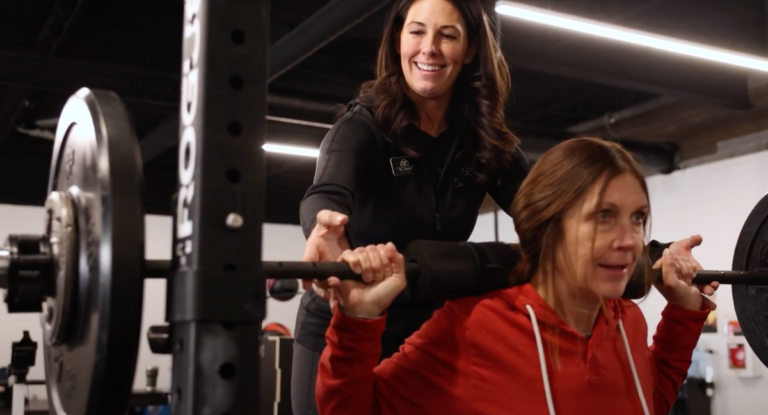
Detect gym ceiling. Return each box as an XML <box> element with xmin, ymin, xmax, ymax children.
<box><xmin>0</xmin><ymin>0</ymin><xmax>766</xmax><ymax>225</ymax></box>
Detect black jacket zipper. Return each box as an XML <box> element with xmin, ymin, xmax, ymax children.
<box><xmin>423</xmin><ymin>133</ymin><xmax>459</xmax><ymax>232</ymax></box>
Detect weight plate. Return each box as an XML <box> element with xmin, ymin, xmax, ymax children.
<box><xmin>732</xmin><ymin>192</ymin><xmax>768</xmax><ymax>369</ymax></box>
<box><xmin>41</xmin><ymin>191</ymin><xmax>77</xmax><ymax>346</ymax></box>
<box><xmin>43</xmin><ymin>88</ymin><xmax>145</xmax><ymax>415</ymax></box>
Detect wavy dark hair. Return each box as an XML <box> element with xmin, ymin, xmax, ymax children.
<box><xmin>347</xmin><ymin>0</ymin><xmax>520</xmax><ymax>183</ymax></box>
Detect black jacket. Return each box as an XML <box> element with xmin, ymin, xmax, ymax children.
<box><xmin>295</xmin><ymin>102</ymin><xmax>531</xmax><ymax>357</ymax></box>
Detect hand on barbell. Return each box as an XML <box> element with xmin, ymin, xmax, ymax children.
<box><xmin>324</xmin><ymin>243</ymin><xmax>407</xmax><ymax>319</ymax></box>
<box><xmin>653</xmin><ymin>234</ymin><xmax>718</xmax><ymax>311</ymax></box>
<box><xmin>301</xmin><ymin>210</ymin><xmax>350</xmax><ymax>298</ymax></box>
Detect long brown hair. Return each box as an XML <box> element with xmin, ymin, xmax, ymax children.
<box><xmin>348</xmin><ymin>0</ymin><xmax>519</xmax><ymax>183</ymax></box>
<box><xmin>510</xmin><ymin>137</ymin><xmax>655</xmax><ymax>363</ymax></box>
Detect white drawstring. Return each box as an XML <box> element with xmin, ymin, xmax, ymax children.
<box><xmin>618</xmin><ymin>319</ymin><xmax>651</xmax><ymax>415</ymax></box>
<box><xmin>526</xmin><ymin>305</ymin><xmax>556</xmax><ymax>415</ymax></box>
<box><xmin>525</xmin><ymin>305</ymin><xmax>650</xmax><ymax>415</ymax></box>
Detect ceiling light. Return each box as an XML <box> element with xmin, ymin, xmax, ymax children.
<box><xmin>495</xmin><ymin>0</ymin><xmax>768</xmax><ymax>73</ymax></box>
<box><xmin>262</xmin><ymin>143</ymin><xmax>319</xmax><ymax>158</ymax></box>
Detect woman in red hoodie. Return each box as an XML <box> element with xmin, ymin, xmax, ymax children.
<box><xmin>315</xmin><ymin>137</ymin><xmax>719</xmax><ymax>415</ymax></box>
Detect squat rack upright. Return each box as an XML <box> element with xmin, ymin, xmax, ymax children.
<box><xmin>167</xmin><ymin>0</ymin><xmax>392</xmax><ymax>411</ymax></box>
<box><xmin>170</xmin><ymin>1</ymin><xmax>268</xmax><ymax>412</ymax></box>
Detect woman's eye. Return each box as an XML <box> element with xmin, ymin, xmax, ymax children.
<box><xmin>597</xmin><ymin>210</ymin><xmax>611</xmax><ymax>221</ymax></box>
<box><xmin>632</xmin><ymin>212</ymin><xmax>647</xmax><ymax>223</ymax></box>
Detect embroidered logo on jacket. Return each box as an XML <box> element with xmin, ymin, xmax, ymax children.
<box><xmin>390</xmin><ymin>157</ymin><xmax>416</xmax><ymax>177</ymax></box>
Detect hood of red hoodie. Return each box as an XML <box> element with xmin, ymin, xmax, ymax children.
<box><xmin>496</xmin><ymin>282</ymin><xmax>627</xmax><ymax>336</ymax></box>
<box><xmin>487</xmin><ymin>283</ymin><xmax>652</xmax><ymax>415</ymax></box>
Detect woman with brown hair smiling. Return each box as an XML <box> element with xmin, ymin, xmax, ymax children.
<box><xmin>291</xmin><ymin>0</ymin><xmax>529</xmax><ymax>413</ymax></box>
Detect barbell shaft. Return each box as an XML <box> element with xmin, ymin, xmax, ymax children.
<box><xmin>143</xmin><ymin>258</ymin><xmax>768</xmax><ymax>285</ymax></box>
<box><xmin>263</xmin><ymin>265</ymin><xmax>768</xmax><ymax>285</ymax></box>
<box><xmin>674</xmin><ymin>270</ymin><xmax>768</xmax><ymax>285</ymax></box>
<box><xmin>263</xmin><ymin>261</ymin><xmax>421</xmax><ymax>281</ymax></box>
<box><xmin>144</xmin><ymin>259</ymin><xmax>173</xmax><ymax>279</ymax></box>
<box><xmin>142</xmin><ymin>259</ymin><xmax>419</xmax><ymax>282</ymax></box>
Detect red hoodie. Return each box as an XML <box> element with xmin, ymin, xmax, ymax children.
<box><xmin>316</xmin><ymin>283</ymin><xmax>710</xmax><ymax>415</ymax></box>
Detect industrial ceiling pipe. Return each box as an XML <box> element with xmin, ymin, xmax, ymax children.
<box><xmin>268</xmin><ymin>0</ymin><xmax>395</xmax><ymax>82</ymax></box>
<box><xmin>517</xmin><ymin>134</ymin><xmax>681</xmax><ymax>175</ymax></box>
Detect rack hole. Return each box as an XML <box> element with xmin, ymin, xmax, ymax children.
<box><xmin>230</xmin><ymin>76</ymin><xmax>244</xmax><ymax>90</ymax></box>
<box><xmin>219</xmin><ymin>363</ymin><xmax>236</xmax><ymax>380</ymax></box>
<box><xmin>231</xmin><ymin>30</ymin><xmax>245</xmax><ymax>45</ymax></box>
<box><xmin>228</xmin><ymin>121</ymin><xmax>242</xmax><ymax>137</ymax></box>
<box><xmin>184</xmin><ymin>145</ymin><xmax>193</xmax><ymax>167</ymax></box>
<box><xmin>226</xmin><ymin>168</ymin><xmax>241</xmax><ymax>184</ymax></box>
<box><xmin>222</xmin><ymin>323</ymin><xmax>236</xmax><ymax>331</ymax></box>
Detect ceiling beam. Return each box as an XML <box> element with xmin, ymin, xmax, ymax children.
<box><xmin>0</xmin><ymin>50</ymin><xmax>179</xmax><ymax>108</ymax></box>
<box><xmin>268</xmin><ymin>0</ymin><xmax>393</xmax><ymax>82</ymax></box>
<box><xmin>574</xmin><ymin>84</ymin><xmax>768</xmax><ymax>162</ymax></box>
<box><xmin>0</xmin><ymin>0</ymin><xmax>92</xmax><ymax>146</ymax></box>
<box><xmin>517</xmin><ymin>132</ymin><xmax>680</xmax><ymax>175</ymax></box>
<box><xmin>0</xmin><ymin>49</ymin><xmax>340</xmax><ymax>113</ymax></box>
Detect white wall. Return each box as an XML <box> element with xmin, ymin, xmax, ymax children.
<box><xmin>0</xmin><ymin>205</ymin><xmax>51</xmax><ymax>400</ymax></box>
<box><xmin>0</xmin><ymin>207</ymin><xmax>306</xmax><ymax>395</ymax></box>
<box><xmin>468</xmin><ymin>209</ymin><xmax>518</xmax><ymax>243</ymax></box>
<box><xmin>638</xmin><ymin>149</ymin><xmax>768</xmax><ymax>415</ymax></box>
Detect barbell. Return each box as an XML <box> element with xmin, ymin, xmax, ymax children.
<box><xmin>0</xmin><ymin>88</ymin><xmax>767</xmax><ymax>415</ymax></box>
